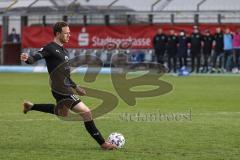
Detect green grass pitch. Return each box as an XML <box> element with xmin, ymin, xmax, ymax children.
<box><xmin>0</xmin><ymin>73</ymin><xmax>240</xmax><ymax>160</ymax></box>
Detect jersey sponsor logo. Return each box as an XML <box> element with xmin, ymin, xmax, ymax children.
<box><xmin>65</xmin><ymin>56</ymin><xmax>69</xmax><ymax>61</ymax></box>
<box><xmin>56</xmin><ymin>49</ymin><xmax>60</xmax><ymax>53</ymax></box>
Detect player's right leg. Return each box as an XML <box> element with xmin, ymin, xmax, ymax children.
<box><xmin>23</xmin><ymin>101</ymin><xmax>33</xmax><ymax>114</ymax></box>
<box><xmin>22</xmin><ymin>101</ymin><xmax>55</xmax><ymax>114</ymax></box>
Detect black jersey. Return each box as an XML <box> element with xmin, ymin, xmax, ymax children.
<box><xmin>167</xmin><ymin>35</ymin><xmax>178</xmax><ymax>55</ymax></box>
<box><xmin>27</xmin><ymin>42</ymin><xmax>69</xmax><ymax>73</ymax></box>
<box><xmin>178</xmin><ymin>35</ymin><xmax>190</xmax><ymax>57</ymax></box>
<box><xmin>203</xmin><ymin>35</ymin><xmax>214</xmax><ymax>54</ymax></box>
<box><xmin>190</xmin><ymin>33</ymin><xmax>203</xmax><ymax>53</ymax></box>
<box><xmin>153</xmin><ymin>33</ymin><xmax>168</xmax><ymax>50</ymax></box>
<box><xmin>26</xmin><ymin>42</ymin><xmax>76</xmax><ymax>94</ymax></box>
<box><xmin>214</xmin><ymin>32</ymin><xmax>224</xmax><ymax>53</ymax></box>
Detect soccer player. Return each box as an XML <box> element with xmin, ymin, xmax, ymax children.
<box><xmin>177</xmin><ymin>30</ymin><xmax>189</xmax><ymax>69</ymax></box>
<box><xmin>212</xmin><ymin>27</ymin><xmax>224</xmax><ymax>73</ymax></box>
<box><xmin>233</xmin><ymin>28</ymin><xmax>240</xmax><ymax>73</ymax></box>
<box><xmin>20</xmin><ymin>21</ymin><xmax>117</xmax><ymax>150</ymax></box>
<box><xmin>152</xmin><ymin>28</ymin><xmax>168</xmax><ymax>71</ymax></box>
<box><xmin>166</xmin><ymin>29</ymin><xmax>178</xmax><ymax>73</ymax></box>
<box><xmin>202</xmin><ymin>30</ymin><xmax>214</xmax><ymax>73</ymax></box>
<box><xmin>223</xmin><ymin>28</ymin><xmax>233</xmax><ymax>72</ymax></box>
<box><xmin>190</xmin><ymin>27</ymin><xmax>203</xmax><ymax>73</ymax></box>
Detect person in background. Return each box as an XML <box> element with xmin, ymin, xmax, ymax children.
<box><xmin>152</xmin><ymin>28</ymin><xmax>168</xmax><ymax>72</ymax></box>
<box><xmin>223</xmin><ymin>28</ymin><xmax>234</xmax><ymax>72</ymax></box>
<box><xmin>232</xmin><ymin>28</ymin><xmax>240</xmax><ymax>73</ymax></box>
<box><xmin>177</xmin><ymin>30</ymin><xmax>189</xmax><ymax>70</ymax></box>
<box><xmin>8</xmin><ymin>28</ymin><xmax>20</xmax><ymax>43</ymax></box>
<box><xmin>212</xmin><ymin>27</ymin><xmax>224</xmax><ymax>73</ymax></box>
<box><xmin>129</xmin><ymin>49</ymin><xmax>145</xmax><ymax>69</ymax></box>
<box><xmin>202</xmin><ymin>30</ymin><xmax>214</xmax><ymax>73</ymax></box>
<box><xmin>190</xmin><ymin>27</ymin><xmax>203</xmax><ymax>73</ymax></box>
<box><xmin>166</xmin><ymin>29</ymin><xmax>178</xmax><ymax>73</ymax></box>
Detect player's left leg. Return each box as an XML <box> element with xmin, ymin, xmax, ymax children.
<box><xmin>196</xmin><ymin>54</ymin><xmax>201</xmax><ymax>73</ymax></box>
<box><xmin>173</xmin><ymin>56</ymin><xmax>177</xmax><ymax>73</ymax></box>
<box><xmin>71</xmin><ymin>102</ymin><xmax>117</xmax><ymax>150</ymax></box>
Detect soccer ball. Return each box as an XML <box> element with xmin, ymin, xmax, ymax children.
<box><xmin>108</xmin><ymin>132</ymin><xmax>125</xmax><ymax>149</ymax></box>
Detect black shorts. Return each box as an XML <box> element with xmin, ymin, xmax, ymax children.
<box><xmin>51</xmin><ymin>91</ymin><xmax>81</xmax><ymax>109</ymax></box>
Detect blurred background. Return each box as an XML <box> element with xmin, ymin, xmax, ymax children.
<box><xmin>0</xmin><ymin>0</ymin><xmax>240</xmax><ymax>73</ymax></box>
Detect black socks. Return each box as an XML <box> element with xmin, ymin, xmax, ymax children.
<box><xmin>31</xmin><ymin>104</ymin><xmax>55</xmax><ymax>114</ymax></box>
<box><xmin>84</xmin><ymin>120</ymin><xmax>105</xmax><ymax>145</ymax></box>
<box><xmin>30</xmin><ymin>104</ymin><xmax>105</xmax><ymax>145</ymax></box>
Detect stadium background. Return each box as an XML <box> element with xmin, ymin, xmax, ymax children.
<box><xmin>0</xmin><ymin>1</ymin><xmax>240</xmax><ymax>160</ymax></box>
<box><xmin>0</xmin><ymin>0</ymin><xmax>240</xmax><ymax>67</ymax></box>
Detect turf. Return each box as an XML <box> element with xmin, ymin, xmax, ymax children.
<box><xmin>0</xmin><ymin>73</ymin><xmax>240</xmax><ymax>160</ymax></box>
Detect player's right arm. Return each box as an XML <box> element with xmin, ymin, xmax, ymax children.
<box><xmin>20</xmin><ymin>52</ymin><xmax>43</xmax><ymax>64</ymax></box>
<box><xmin>20</xmin><ymin>53</ymin><xmax>30</xmax><ymax>62</ymax></box>
<box><xmin>20</xmin><ymin>47</ymin><xmax>49</xmax><ymax>64</ymax></box>
<box><xmin>20</xmin><ymin>53</ymin><xmax>41</xmax><ymax>64</ymax></box>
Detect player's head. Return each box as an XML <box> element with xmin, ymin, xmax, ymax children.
<box><xmin>169</xmin><ymin>29</ymin><xmax>175</xmax><ymax>35</ymax></box>
<box><xmin>205</xmin><ymin>30</ymin><xmax>210</xmax><ymax>36</ymax></box>
<box><xmin>53</xmin><ymin>21</ymin><xmax>70</xmax><ymax>43</ymax></box>
<box><xmin>179</xmin><ymin>30</ymin><xmax>185</xmax><ymax>36</ymax></box>
<box><xmin>225</xmin><ymin>28</ymin><xmax>230</xmax><ymax>34</ymax></box>
<box><xmin>216</xmin><ymin>27</ymin><xmax>221</xmax><ymax>33</ymax></box>
<box><xmin>157</xmin><ymin>28</ymin><xmax>163</xmax><ymax>34</ymax></box>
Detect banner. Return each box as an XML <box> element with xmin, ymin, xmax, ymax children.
<box><xmin>22</xmin><ymin>24</ymin><xmax>240</xmax><ymax>49</ymax></box>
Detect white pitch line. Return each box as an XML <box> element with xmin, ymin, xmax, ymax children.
<box><xmin>193</xmin><ymin>112</ymin><xmax>240</xmax><ymax>116</ymax></box>
<box><xmin>1</xmin><ymin>111</ymin><xmax>240</xmax><ymax>122</ymax></box>
<box><xmin>0</xmin><ymin>116</ymin><xmax>114</xmax><ymax>122</ymax></box>
<box><xmin>0</xmin><ymin>118</ymin><xmax>58</xmax><ymax>122</ymax></box>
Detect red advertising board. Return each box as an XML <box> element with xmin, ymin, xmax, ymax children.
<box><xmin>22</xmin><ymin>24</ymin><xmax>240</xmax><ymax>49</ymax></box>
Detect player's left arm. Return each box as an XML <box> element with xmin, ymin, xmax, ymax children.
<box><xmin>63</xmin><ymin>48</ymin><xmax>86</xmax><ymax>96</ymax></box>
<box><xmin>69</xmin><ymin>78</ymin><xmax>86</xmax><ymax>96</ymax></box>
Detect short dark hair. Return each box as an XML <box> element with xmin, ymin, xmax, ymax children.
<box><xmin>53</xmin><ymin>21</ymin><xmax>68</xmax><ymax>36</ymax></box>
